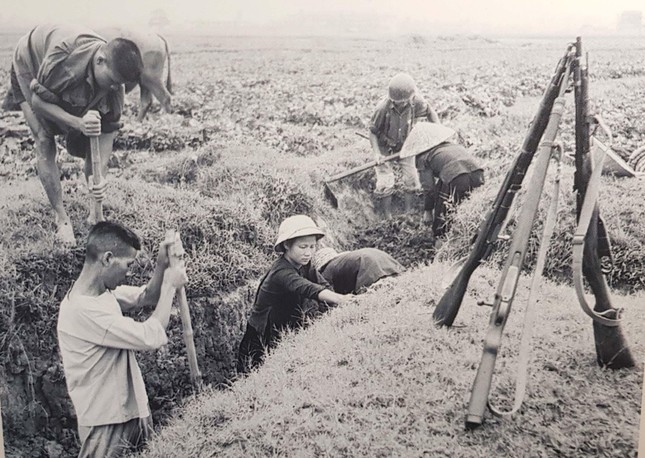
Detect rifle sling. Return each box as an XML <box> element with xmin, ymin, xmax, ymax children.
<box><xmin>488</xmin><ymin>146</ymin><xmax>562</xmax><ymax>418</ymax></box>
<box><xmin>572</xmin><ymin>137</ymin><xmax>621</xmax><ymax>327</ymax></box>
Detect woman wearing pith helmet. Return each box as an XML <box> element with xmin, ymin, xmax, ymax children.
<box><xmin>369</xmin><ymin>72</ymin><xmax>441</xmax><ymax>218</ymax></box>
<box><xmin>237</xmin><ymin>215</ymin><xmax>351</xmax><ymax>373</ymax></box>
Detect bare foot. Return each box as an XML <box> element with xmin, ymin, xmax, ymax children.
<box><xmin>56</xmin><ymin>220</ymin><xmax>76</xmax><ymax>246</ymax></box>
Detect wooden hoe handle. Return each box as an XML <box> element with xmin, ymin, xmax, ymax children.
<box><xmin>89</xmin><ymin>135</ymin><xmax>104</xmax><ymax>222</ymax></box>
<box><xmin>165</xmin><ymin>230</ymin><xmax>202</xmax><ymax>389</ymax></box>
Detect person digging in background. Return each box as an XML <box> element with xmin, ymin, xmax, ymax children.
<box><xmin>237</xmin><ymin>215</ymin><xmax>352</xmax><ymax>374</ymax></box>
<box><xmin>311</xmin><ymin>246</ymin><xmax>405</xmax><ymax>294</ymax></box>
<box><xmin>369</xmin><ymin>72</ymin><xmax>441</xmax><ymax>219</ymax></box>
<box><xmin>57</xmin><ymin>221</ymin><xmax>187</xmax><ymax>457</ymax></box>
<box><xmin>397</xmin><ymin>121</ymin><xmax>485</xmax><ymax>239</ymax></box>
<box><xmin>416</xmin><ymin>141</ymin><xmax>484</xmax><ymax>239</ymax></box>
<box><xmin>8</xmin><ymin>24</ymin><xmax>144</xmax><ymax>245</ymax></box>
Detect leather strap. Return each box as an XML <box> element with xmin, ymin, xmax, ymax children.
<box><xmin>488</xmin><ymin>145</ymin><xmax>562</xmax><ymax>417</ymax></box>
<box><xmin>572</xmin><ymin>137</ymin><xmax>621</xmax><ymax>327</ymax></box>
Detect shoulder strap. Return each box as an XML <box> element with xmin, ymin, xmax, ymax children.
<box><xmin>488</xmin><ymin>145</ymin><xmax>562</xmax><ymax>417</ymax></box>
<box><xmin>572</xmin><ymin>137</ymin><xmax>621</xmax><ymax>327</ymax></box>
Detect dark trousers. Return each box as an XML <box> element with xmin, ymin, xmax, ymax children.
<box><xmin>237</xmin><ymin>303</ymin><xmax>317</xmax><ymax>374</ymax></box>
<box><xmin>426</xmin><ymin>170</ymin><xmax>485</xmax><ymax>237</ymax></box>
<box><xmin>236</xmin><ymin>323</ymin><xmax>273</xmax><ymax>374</ymax></box>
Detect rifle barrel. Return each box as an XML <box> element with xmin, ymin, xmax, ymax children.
<box><xmin>433</xmin><ymin>43</ymin><xmax>575</xmax><ymax>327</ymax></box>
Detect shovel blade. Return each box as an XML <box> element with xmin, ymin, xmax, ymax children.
<box><xmin>324</xmin><ymin>181</ymin><xmax>339</xmax><ymax>209</ymax></box>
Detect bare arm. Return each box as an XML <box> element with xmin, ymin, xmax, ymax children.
<box><xmin>318</xmin><ymin>288</ymin><xmax>352</xmax><ymax>305</ymax></box>
<box><xmin>150</xmin><ymin>266</ymin><xmax>187</xmax><ymax>328</ymax></box>
<box><xmin>31</xmin><ymin>94</ymin><xmax>100</xmax><ymax>136</ymax></box>
<box><xmin>427</xmin><ymin>106</ymin><xmax>440</xmax><ymax>123</ymax></box>
<box><xmin>138</xmin><ymin>240</ymin><xmax>174</xmax><ymax>308</ymax></box>
<box><xmin>116</xmin><ymin>241</ymin><xmax>173</xmax><ymax>314</ymax></box>
<box><xmin>369</xmin><ymin>132</ymin><xmax>382</xmax><ymax>162</ymax></box>
<box><xmin>149</xmin><ymin>283</ymin><xmax>176</xmax><ymax>329</ymax></box>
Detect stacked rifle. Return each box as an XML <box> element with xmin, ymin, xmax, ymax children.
<box><xmin>432</xmin><ymin>37</ymin><xmax>635</xmax><ymax>429</ymax></box>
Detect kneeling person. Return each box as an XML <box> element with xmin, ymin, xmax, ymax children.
<box><xmin>57</xmin><ymin>221</ymin><xmax>187</xmax><ymax>457</ymax></box>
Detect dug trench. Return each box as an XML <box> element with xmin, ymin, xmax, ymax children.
<box><xmin>2</xmin><ymin>158</ymin><xmax>645</xmax><ymax>456</ymax></box>
<box><xmin>0</xmin><ymin>150</ymin><xmax>440</xmax><ymax>456</ymax></box>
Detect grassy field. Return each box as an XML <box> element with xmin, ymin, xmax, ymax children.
<box><xmin>138</xmin><ymin>265</ymin><xmax>645</xmax><ymax>458</ymax></box>
<box><xmin>0</xmin><ymin>31</ymin><xmax>644</xmax><ymax>456</ymax></box>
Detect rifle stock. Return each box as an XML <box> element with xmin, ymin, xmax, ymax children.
<box><xmin>572</xmin><ymin>37</ymin><xmax>634</xmax><ymax>369</ymax></box>
<box><xmin>466</xmin><ymin>71</ymin><xmax>572</xmax><ymax>429</ymax></box>
<box><xmin>433</xmin><ymin>44</ymin><xmax>575</xmax><ymax>327</ymax></box>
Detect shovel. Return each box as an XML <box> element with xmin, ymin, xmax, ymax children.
<box><xmin>323</xmin><ymin>152</ymin><xmax>401</xmax><ymax>208</ymax></box>
<box><xmin>325</xmin><ymin>124</ymin><xmax>457</xmax><ymax>208</ymax></box>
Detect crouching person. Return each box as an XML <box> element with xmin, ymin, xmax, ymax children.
<box><xmin>416</xmin><ymin>141</ymin><xmax>484</xmax><ymax>238</ymax></box>
<box><xmin>56</xmin><ymin>221</ymin><xmax>187</xmax><ymax>457</ymax></box>
<box><xmin>237</xmin><ymin>215</ymin><xmax>351</xmax><ymax>374</ymax></box>
<box><xmin>312</xmin><ymin>247</ymin><xmax>404</xmax><ymax>294</ymax></box>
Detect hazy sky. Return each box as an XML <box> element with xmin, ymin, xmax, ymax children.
<box><xmin>2</xmin><ymin>0</ymin><xmax>644</xmax><ymax>35</ymax></box>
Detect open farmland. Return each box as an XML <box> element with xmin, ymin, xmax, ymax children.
<box><xmin>0</xmin><ymin>32</ymin><xmax>644</xmax><ymax>456</ymax></box>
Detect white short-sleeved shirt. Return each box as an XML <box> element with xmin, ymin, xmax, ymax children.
<box><xmin>57</xmin><ymin>285</ymin><xmax>168</xmax><ymax>427</ymax></box>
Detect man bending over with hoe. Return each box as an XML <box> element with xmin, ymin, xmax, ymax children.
<box><xmin>9</xmin><ymin>24</ymin><xmax>143</xmax><ymax>245</ymax></box>
<box><xmin>57</xmin><ymin>221</ymin><xmax>187</xmax><ymax>457</ymax></box>
<box><xmin>369</xmin><ymin>73</ymin><xmax>441</xmax><ymax>218</ymax></box>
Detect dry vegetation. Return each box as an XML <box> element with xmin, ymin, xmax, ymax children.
<box><xmin>137</xmin><ymin>265</ymin><xmax>645</xmax><ymax>458</ymax></box>
<box><xmin>0</xmin><ymin>33</ymin><xmax>643</xmax><ymax>456</ymax></box>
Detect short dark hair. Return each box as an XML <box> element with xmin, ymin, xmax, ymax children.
<box><xmin>106</xmin><ymin>38</ymin><xmax>143</xmax><ymax>84</ymax></box>
<box><xmin>86</xmin><ymin>221</ymin><xmax>141</xmax><ymax>262</ymax></box>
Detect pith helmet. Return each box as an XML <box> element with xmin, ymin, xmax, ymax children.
<box><xmin>388</xmin><ymin>73</ymin><xmax>416</xmax><ymax>102</ymax></box>
<box><xmin>274</xmin><ymin>215</ymin><xmax>325</xmax><ymax>252</ymax></box>
<box><xmin>312</xmin><ymin>247</ymin><xmax>340</xmax><ymax>271</ymax></box>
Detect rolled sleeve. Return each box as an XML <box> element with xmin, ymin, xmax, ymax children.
<box><xmin>30</xmin><ymin>79</ymin><xmax>63</xmax><ymax>104</ymax></box>
<box><xmin>369</xmin><ymin>98</ymin><xmax>389</xmax><ymax>136</ymax></box>
<box><xmin>59</xmin><ymin>293</ymin><xmax>168</xmax><ymax>351</ymax></box>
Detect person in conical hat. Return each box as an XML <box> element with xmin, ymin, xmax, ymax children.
<box><xmin>368</xmin><ymin>73</ymin><xmax>441</xmax><ymax>219</ymax></box>
<box><xmin>312</xmin><ymin>246</ymin><xmax>405</xmax><ymax>294</ymax></box>
<box><xmin>237</xmin><ymin>215</ymin><xmax>352</xmax><ymax>373</ymax></box>
<box><xmin>415</xmin><ymin>141</ymin><xmax>484</xmax><ymax>238</ymax></box>
<box><xmin>398</xmin><ymin>121</ymin><xmax>485</xmax><ymax>238</ymax></box>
